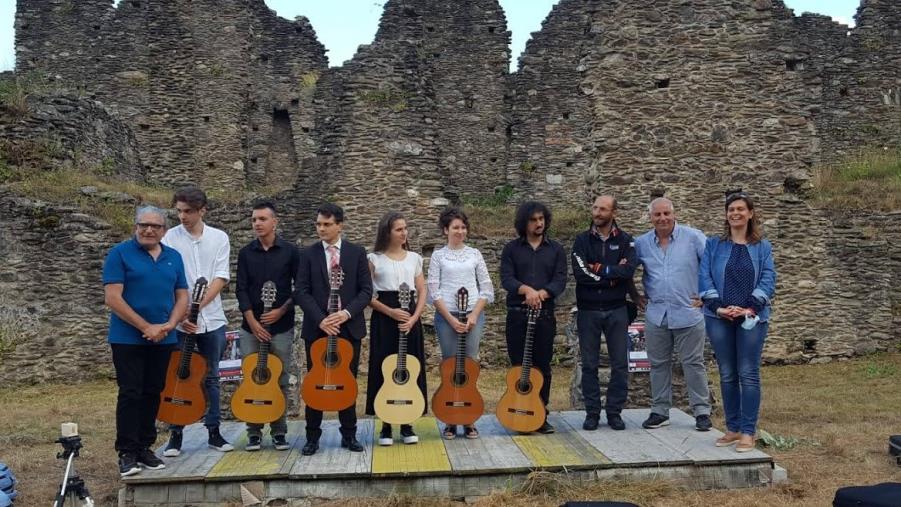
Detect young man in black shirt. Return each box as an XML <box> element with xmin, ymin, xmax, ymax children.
<box><xmin>235</xmin><ymin>200</ymin><xmax>301</xmax><ymax>451</ymax></box>
<box><xmin>500</xmin><ymin>201</ymin><xmax>567</xmax><ymax>433</ymax></box>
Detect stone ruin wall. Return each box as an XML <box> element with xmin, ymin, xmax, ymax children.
<box><xmin>14</xmin><ymin>0</ymin><xmax>328</xmax><ymax>190</ymax></box>
<box><xmin>1</xmin><ymin>0</ymin><xmax>899</xmax><ymax>386</ymax></box>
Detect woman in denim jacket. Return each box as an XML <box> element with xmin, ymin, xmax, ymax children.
<box><xmin>699</xmin><ymin>191</ymin><xmax>776</xmax><ymax>452</ymax></box>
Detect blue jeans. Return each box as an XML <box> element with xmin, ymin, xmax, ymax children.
<box><xmin>705</xmin><ymin>316</ymin><xmax>768</xmax><ymax>435</ymax></box>
<box><xmin>434</xmin><ymin>312</ymin><xmax>485</xmax><ymax>360</ymax></box>
<box><xmin>577</xmin><ymin>306</ymin><xmax>630</xmax><ymax>415</ymax></box>
<box><xmin>169</xmin><ymin>325</ymin><xmax>226</xmax><ymax>431</ymax></box>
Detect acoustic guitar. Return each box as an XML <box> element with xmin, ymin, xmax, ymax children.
<box><xmin>231</xmin><ymin>280</ymin><xmax>286</xmax><ymax>424</ymax></box>
<box><xmin>158</xmin><ymin>277</ymin><xmax>210</xmax><ymax>425</ymax></box>
<box><xmin>496</xmin><ymin>307</ymin><xmax>546</xmax><ymax>432</ymax></box>
<box><xmin>373</xmin><ymin>282</ymin><xmax>425</xmax><ymax>425</ymax></box>
<box><xmin>431</xmin><ymin>287</ymin><xmax>484</xmax><ymax>425</ymax></box>
<box><xmin>301</xmin><ymin>266</ymin><xmax>358</xmax><ymax>411</ymax></box>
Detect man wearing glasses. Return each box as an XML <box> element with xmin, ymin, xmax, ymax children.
<box><xmin>103</xmin><ymin>206</ymin><xmax>188</xmax><ymax>477</ymax></box>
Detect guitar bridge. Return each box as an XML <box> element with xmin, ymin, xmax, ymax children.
<box><xmin>315</xmin><ymin>385</ymin><xmax>345</xmax><ymax>391</ymax></box>
<box><xmin>507</xmin><ymin>408</ymin><xmax>535</xmax><ymax>416</ymax></box>
<box><xmin>163</xmin><ymin>397</ymin><xmax>192</xmax><ymax>406</ymax></box>
<box><xmin>445</xmin><ymin>401</ymin><xmax>472</xmax><ymax>407</ymax></box>
<box><xmin>243</xmin><ymin>399</ymin><xmax>274</xmax><ymax>406</ymax></box>
<box><xmin>387</xmin><ymin>400</ymin><xmax>413</xmax><ymax>405</ymax></box>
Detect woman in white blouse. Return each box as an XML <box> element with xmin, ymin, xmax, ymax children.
<box><xmin>427</xmin><ymin>207</ymin><xmax>494</xmax><ymax>439</ymax></box>
<box><xmin>365</xmin><ymin>212</ymin><xmax>428</xmax><ymax>446</ymax></box>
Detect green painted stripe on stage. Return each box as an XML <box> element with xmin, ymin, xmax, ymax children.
<box><xmin>512</xmin><ymin>414</ymin><xmax>611</xmax><ymax>468</ymax></box>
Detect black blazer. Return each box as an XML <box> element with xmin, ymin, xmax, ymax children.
<box><xmin>295</xmin><ymin>239</ymin><xmax>373</xmax><ymax>342</ymax></box>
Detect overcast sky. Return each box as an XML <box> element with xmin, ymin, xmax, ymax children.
<box><xmin>0</xmin><ymin>0</ymin><xmax>860</xmax><ymax>72</ymax></box>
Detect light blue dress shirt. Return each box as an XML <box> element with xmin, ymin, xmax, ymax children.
<box><xmin>635</xmin><ymin>223</ymin><xmax>706</xmax><ymax>329</ymax></box>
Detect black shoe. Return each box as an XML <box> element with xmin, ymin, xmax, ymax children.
<box><xmin>378</xmin><ymin>424</ymin><xmax>393</xmax><ymax>446</ymax></box>
<box><xmin>536</xmin><ymin>421</ymin><xmax>556</xmax><ymax>434</ymax></box>
<box><xmin>583</xmin><ymin>413</ymin><xmax>600</xmax><ymax>431</ymax></box>
<box><xmin>400</xmin><ymin>424</ymin><xmax>419</xmax><ymax>444</ymax></box>
<box><xmin>302</xmin><ymin>439</ymin><xmax>319</xmax><ymax>456</ymax></box>
<box><xmin>341</xmin><ymin>436</ymin><xmax>364</xmax><ymax>452</ymax></box>
<box><xmin>163</xmin><ymin>430</ymin><xmax>182</xmax><ymax>457</ymax></box>
<box><xmin>245</xmin><ymin>435</ymin><xmax>262</xmax><ymax>452</ymax></box>
<box><xmin>118</xmin><ymin>453</ymin><xmax>141</xmax><ymax>477</ymax></box>
<box><xmin>642</xmin><ymin>413</ymin><xmax>670</xmax><ymax>429</ymax></box>
<box><xmin>272</xmin><ymin>434</ymin><xmax>290</xmax><ymax>451</ymax></box>
<box><xmin>208</xmin><ymin>426</ymin><xmax>234</xmax><ymax>452</ymax></box>
<box><xmin>136</xmin><ymin>449</ymin><xmax>165</xmax><ymax>470</ymax></box>
<box><xmin>695</xmin><ymin>414</ymin><xmax>713</xmax><ymax>432</ymax></box>
<box><xmin>607</xmin><ymin>413</ymin><xmax>626</xmax><ymax>431</ymax></box>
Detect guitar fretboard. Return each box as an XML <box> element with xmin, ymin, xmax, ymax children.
<box><xmin>519</xmin><ymin>310</ymin><xmax>538</xmax><ymax>387</ymax></box>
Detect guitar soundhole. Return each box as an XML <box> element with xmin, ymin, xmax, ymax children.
<box><xmin>452</xmin><ymin>372</ymin><xmax>468</xmax><ymax>387</ymax></box>
<box><xmin>177</xmin><ymin>368</ymin><xmax>191</xmax><ymax>380</ymax></box>
<box><xmin>393</xmin><ymin>368</ymin><xmax>410</xmax><ymax>385</ymax></box>
<box><xmin>323</xmin><ymin>352</ymin><xmax>340</xmax><ymax>368</ymax></box>
<box><xmin>516</xmin><ymin>380</ymin><xmax>533</xmax><ymax>395</ymax></box>
<box><xmin>252</xmin><ymin>368</ymin><xmax>271</xmax><ymax>385</ymax></box>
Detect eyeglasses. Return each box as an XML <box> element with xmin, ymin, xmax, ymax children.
<box><xmin>136</xmin><ymin>223</ymin><xmax>165</xmax><ymax>231</ymax></box>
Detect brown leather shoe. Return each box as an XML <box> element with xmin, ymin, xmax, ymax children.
<box><xmin>715</xmin><ymin>431</ymin><xmax>741</xmax><ymax>447</ymax></box>
<box><xmin>735</xmin><ymin>434</ymin><xmax>756</xmax><ymax>453</ymax></box>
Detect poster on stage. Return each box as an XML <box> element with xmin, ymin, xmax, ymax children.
<box><xmin>627</xmin><ymin>322</ymin><xmax>650</xmax><ymax>373</ymax></box>
<box><xmin>219</xmin><ymin>330</ymin><xmax>243</xmax><ymax>381</ymax></box>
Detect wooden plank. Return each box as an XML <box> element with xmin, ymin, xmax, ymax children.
<box><xmin>442</xmin><ymin>415</ymin><xmax>531</xmax><ymax>473</ymax></box>
<box><xmin>511</xmin><ymin>413</ymin><xmax>610</xmax><ymax>469</ymax></box>
<box><xmin>371</xmin><ymin>417</ymin><xmax>453</xmax><ymax>476</ymax></box>
<box><xmin>557</xmin><ymin>411</ymin><xmax>691</xmax><ymax>466</ymax></box>
<box><xmin>289</xmin><ymin>419</ymin><xmax>374</xmax><ymax>478</ymax></box>
<box><xmin>125</xmin><ymin>421</ymin><xmax>243</xmax><ymax>484</ymax></box>
<box><xmin>656</xmin><ymin>409</ymin><xmax>772</xmax><ymax>463</ymax></box>
<box><xmin>206</xmin><ymin>421</ymin><xmax>304</xmax><ymax>480</ymax></box>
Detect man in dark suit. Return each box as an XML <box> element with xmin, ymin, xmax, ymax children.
<box><xmin>295</xmin><ymin>203</ymin><xmax>373</xmax><ymax>456</ymax></box>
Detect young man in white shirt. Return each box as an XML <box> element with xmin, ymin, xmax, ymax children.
<box><xmin>161</xmin><ymin>187</ymin><xmax>234</xmax><ymax>456</ymax></box>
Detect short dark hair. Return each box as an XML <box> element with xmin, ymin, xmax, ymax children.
<box><xmin>438</xmin><ymin>207</ymin><xmax>469</xmax><ymax>232</ymax></box>
<box><xmin>172</xmin><ymin>186</ymin><xmax>208</xmax><ymax>210</ymax></box>
<box><xmin>514</xmin><ymin>201</ymin><xmax>551</xmax><ymax>238</ymax></box>
<box><xmin>252</xmin><ymin>199</ymin><xmax>277</xmax><ymax>215</ymax></box>
<box><xmin>317</xmin><ymin>202</ymin><xmax>345</xmax><ymax>223</ymax></box>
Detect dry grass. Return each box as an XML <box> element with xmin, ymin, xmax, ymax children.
<box><xmin>1</xmin><ymin>354</ymin><xmax>899</xmax><ymax>506</ymax></box>
<box><xmin>811</xmin><ymin>147</ymin><xmax>901</xmax><ymax>212</ymax></box>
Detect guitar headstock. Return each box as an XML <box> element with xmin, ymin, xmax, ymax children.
<box><xmin>329</xmin><ymin>266</ymin><xmax>344</xmax><ymax>290</ymax></box>
<box><xmin>398</xmin><ymin>282</ymin><xmax>411</xmax><ymax>311</ymax></box>
<box><xmin>191</xmin><ymin>277</ymin><xmax>208</xmax><ymax>305</ymax></box>
<box><xmin>261</xmin><ymin>280</ymin><xmax>277</xmax><ymax>308</ymax></box>
<box><xmin>526</xmin><ymin>306</ymin><xmax>540</xmax><ymax>324</ymax></box>
<box><xmin>456</xmin><ymin>287</ymin><xmax>469</xmax><ymax>313</ymax></box>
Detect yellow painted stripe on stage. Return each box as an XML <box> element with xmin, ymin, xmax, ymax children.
<box><xmin>207</xmin><ymin>421</ymin><xmax>303</xmax><ymax>478</ymax></box>
<box><xmin>371</xmin><ymin>417</ymin><xmax>453</xmax><ymax>475</ymax></box>
<box><xmin>512</xmin><ymin>430</ymin><xmax>610</xmax><ymax>468</ymax></box>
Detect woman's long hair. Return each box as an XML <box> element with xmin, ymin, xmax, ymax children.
<box><xmin>721</xmin><ymin>191</ymin><xmax>763</xmax><ymax>244</ymax></box>
<box><xmin>373</xmin><ymin>211</ymin><xmax>408</xmax><ymax>253</ymax></box>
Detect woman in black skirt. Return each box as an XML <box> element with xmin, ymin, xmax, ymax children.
<box><xmin>366</xmin><ymin>211</ymin><xmax>428</xmax><ymax>445</ymax></box>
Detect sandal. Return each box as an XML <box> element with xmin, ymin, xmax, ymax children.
<box><xmin>464</xmin><ymin>425</ymin><xmax>479</xmax><ymax>439</ymax></box>
<box><xmin>442</xmin><ymin>425</ymin><xmax>457</xmax><ymax>440</ymax></box>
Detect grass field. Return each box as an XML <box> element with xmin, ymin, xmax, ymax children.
<box><xmin>1</xmin><ymin>353</ymin><xmax>898</xmax><ymax>506</ymax></box>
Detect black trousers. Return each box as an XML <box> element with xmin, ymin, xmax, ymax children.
<box><xmin>505</xmin><ymin>308</ymin><xmax>556</xmax><ymax>409</ymax></box>
<box><xmin>304</xmin><ymin>337</ymin><xmax>361</xmax><ymax>440</ymax></box>
<box><xmin>111</xmin><ymin>343</ymin><xmax>174</xmax><ymax>454</ymax></box>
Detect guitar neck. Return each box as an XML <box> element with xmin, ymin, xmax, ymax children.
<box><xmin>519</xmin><ymin>316</ymin><xmax>537</xmax><ymax>385</ymax></box>
<box><xmin>256</xmin><ymin>303</ymin><xmax>272</xmax><ymax>374</ymax></box>
<box><xmin>177</xmin><ymin>334</ymin><xmax>197</xmax><ymax>377</ymax></box>
<box><xmin>187</xmin><ymin>301</ymin><xmax>201</xmax><ymax>325</ymax></box>
<box><xmin>455</xmin><ymin>311</ymin><xmax>468</xmax><ymax>377</ymax></box>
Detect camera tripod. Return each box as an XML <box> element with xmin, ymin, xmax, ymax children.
<box><xmin>53</xmin><ymin>436</ymin><xmax>94</xmax><ymax>507</ymax></box>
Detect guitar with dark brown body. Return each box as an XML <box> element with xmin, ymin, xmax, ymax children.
<box><xmin>431</xmin><ymin>287</ymin><xmax>484</xmax><ymax>425</ymax></box>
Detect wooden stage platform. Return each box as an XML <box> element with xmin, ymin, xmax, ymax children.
<box><xmin>120</xmin><ymin>409</ymin><xmax>784</xmax><ymax>506</ymax></box>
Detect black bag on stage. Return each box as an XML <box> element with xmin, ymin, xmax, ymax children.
<box><xmin>832</xmin><ymin>482</ymin><xmax>901</xmax><ymax>507</ymax></box>
<box><xmin>891</xmin><ymin>435</ymin><xmax>901</xmax><ymax>466</ymax></box>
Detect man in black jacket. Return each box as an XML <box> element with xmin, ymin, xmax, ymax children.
<box><xmin>295</xmin><ymin>203</ymin><xmax>372</xmax><ymax>456</ymax></box>
<box><xmin>571</xmin><ymin>195</ymin><xmax>637</xmax><ymax>431</ymax></box>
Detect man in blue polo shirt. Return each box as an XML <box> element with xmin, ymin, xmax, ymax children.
<box><xmin>103</xmin><ymin>206</ymin><xmax>188</xmax><ymax>478</ymax></box>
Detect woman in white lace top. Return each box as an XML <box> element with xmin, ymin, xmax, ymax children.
<box><xmin>427</xmin><ymin>207</ymin><xmax>494</xmax><ymax>439</ymax></box>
